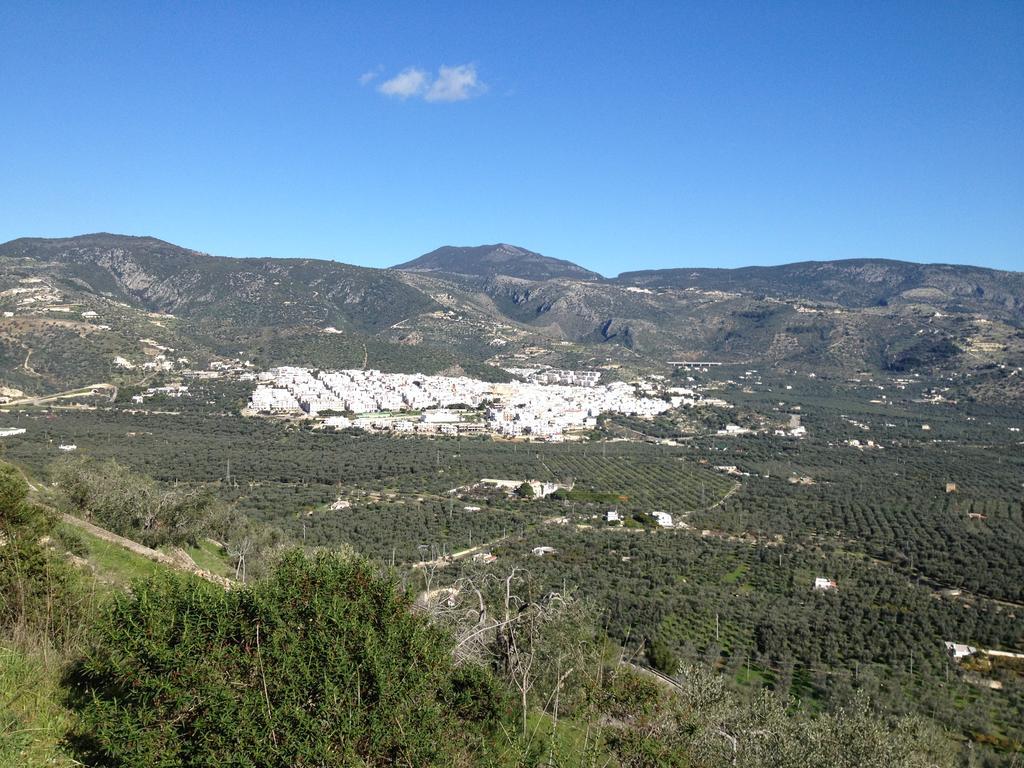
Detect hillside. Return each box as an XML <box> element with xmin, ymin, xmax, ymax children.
<box><xmin>0</xmin><ymin>456</ymin><xmax>977</xmax><ymax>766</ymax></box>
<box><xmin>395</xmin><ymin>243</ymin><xmax>603</xmax><ymax>281</ymax></box>
<box><xmin>0</xmin><ymin>234</ymin><xmax>454</xmax><ymax>394</ymax></box>
<box><xmin>617</xmin><ymin>258</ymin><xmax>1024</xmax><ymax>324</ymax></box>
<box><xmin>0</xmin><ymin>233</ymin><xmax>435</xmax><ymax>332</ymax></box>
<box><xmin>2</xmin><ymin>234</ymin><xmax>1022</xmax><ymax>399</ymax></box>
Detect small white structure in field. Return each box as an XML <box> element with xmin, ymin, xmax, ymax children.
<box><xmin>606</xmin><ymin>509</ymin><xmax>620</xmax><ymax>522</ymax></box>
<box><xmin>0</xmin><ymin>427</ymin><xmax>27</xmax><ymax>438</ymax></box>
<box><xmin>717</xmin><ymin>424</ymin><xmax>751</xmax><ymax>436</ymax></box>
<box><xmin>472</xmin><ymin>552</ymin><xmax>497</xmax><ymax>564</ymax></box>
<box><xmin>531</xmin><ymin>546</ymin><xmax>557</xmax><ymax>557</ymax></box>
<box><xmin>813</xmin><ymin>577</ymin><xmax>838</xmax><ymax>592</ymax></box>
<box><xmin>652</xmin><ymin>511</ymin><xmax>673</xmax><ymax>528</ymax></box>
<box><xmin>463</xmin><ymin>506</ymin><xmax>481</xmax><ymax>512</ymax></box>
<box><xmin>944</xmin><ymin>641</ymin><xmax>977</xmax><ymax>661</ymax></box>
<box><xmin>58</xmin><ymin>444</ymin><xmax>77</xmax><ymax>452</ymax></box>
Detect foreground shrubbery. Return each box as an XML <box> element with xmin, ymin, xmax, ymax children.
<box><xmin>67</xmin><ymin>550</ymin><xmax>508</xmax><ymax>767</ymax></box>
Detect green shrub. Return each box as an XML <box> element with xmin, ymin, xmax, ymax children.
<box><xmin>646</xmin><ymin>637</ymin><xmax>679</xmax><ymax>676</ymax></box>
<box><xmin>67</xmin><ymin>549</ymin><xmax>506</xmax><ymax>767</ymax></box>
<box><xmin>0</xmin><ymin>463</ymin><xmax>84</xmax><ymax>648</ymax></box>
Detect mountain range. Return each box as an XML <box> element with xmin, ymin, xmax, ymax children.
<box><xmin>1</xmin><ymin>233</ymin><xmax>1021</xmax><ymax>398</ymax></box>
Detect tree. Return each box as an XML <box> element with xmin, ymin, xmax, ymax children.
<box><xmin>516</xmin><ymin>482</ymin><xmax>535</xmax><ymax>499</ymax></box>
<box><xmin>53</xmin><ymin>457</ymin><xmax>221</xmax><ymax>548</ymax></box>
<box><xmin>647</xmin><ymin>637</ymin><xmax>679</xmax><ymax>676</ymax></box>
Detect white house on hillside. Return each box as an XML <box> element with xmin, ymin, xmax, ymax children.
<box><xmin>944</xmin><ymin>641</ymin><xmax>977</xmax><ymax>661</ymax></box>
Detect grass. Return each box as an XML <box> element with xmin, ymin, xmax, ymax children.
<box><xmin>522</xmin><ymin>711</ymin><xmax>601</xmax><ymax>767</ymax></box>
<box><xmin>0</xmin><ymin>644</ymin><xmax>75</xmax><ymax>768</ymax></box>
<box><xmin>722</xmin><ymin>562</ymin><xmax>748</xmax><ymax>584</ymax></box>
<box><xmin>58</xmin><ymin>521</ymin><xmax>169</xmax><ymax>587</ymax></box>
<box><xmin>735</xmin><ymin>662</ymin><xmax>773</xmax><ymax>689</ymax></box>
<box><xmin>182</xmin><ymin>539</ymin><xmax>232</xmax><ymax>578</ymax></box>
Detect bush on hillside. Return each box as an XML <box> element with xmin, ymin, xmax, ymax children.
<box><xmin>67</xmin><ymin>549</ymin><xmax>509</xmax><ymax>767</ymax></box>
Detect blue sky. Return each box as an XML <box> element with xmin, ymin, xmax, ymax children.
<box><xmin>1</xmin><ymin>1</ymin><xmax>1021</xmax><ymax>275</ymax></box>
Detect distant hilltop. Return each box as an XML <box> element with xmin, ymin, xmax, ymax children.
<box><xmin>394</xmin><ymin>243</ymin><xmax>604</xmax><ymax>281</ymax></box>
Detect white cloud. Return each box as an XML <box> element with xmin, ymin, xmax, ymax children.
<box><xmin>378</xmin><ymin>67</ymin><xmax>429</xmax><ymax>99</ymax></box>
<box><xmin>358</xmin><ymin>70</ymin><xmax>379</xmax><ymax>86</ymax></box>
<box><xmin>374</xmin><ymin>63</ymin><xmax>486</xmax><ymax>103</ymax></box>
<box><xmin>424</xmin><ymin>64</ymin><xmax>485</xmax><ymax>102</ymax></box>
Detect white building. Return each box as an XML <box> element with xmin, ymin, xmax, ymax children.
<box><xmin>944</xmin><ymin>641</ymin><xmax>977</xmax><ymax>661</ymax></box>
<box><xmin>420</xmin><ymin>410</ymin><xmax>462</xmax><ymax>424</ymax></box>
<box><xmin>0</xmin><ymin>427</ymin><xmax>26</xmax><ymax>437</ymax></box>
<box><xmin>250</xmin><ymin>366</ymin><xmax>674</xmax><ymax>438</ymax></box>
<box><xmin>717</xmin><ymin>424</ymin><xmax>752</xmax><ymax>436</ymax></box>
<box><xmin>248</xmin><ymin>386</ymin><xmax>302</xmax><ymax>413</ymax></box>
<box><xmin>606</xmin><ymin>509</ymin><xmax>620</xmax><ymax>522</ymax></box>
<box><xmin>652</xmin><ymin>511</ymin><xmax>673</xmax><ymax>528</ymax></box>
<box><xmin>813</xmin><ymin>577</ymin><xmax>838</xmax><ymax>591</ymax></box>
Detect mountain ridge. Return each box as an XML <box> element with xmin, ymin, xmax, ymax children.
<box><xmin>4</xmin><ymin>233</ymin><xmax>1019</xmax><ymax>283</ymax></box>
<box><xmin>2</xmin><ymin>233</ymin><xmax>1022</xmax><ymax>398</ymax></box>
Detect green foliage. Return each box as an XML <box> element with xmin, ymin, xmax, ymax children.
<box><xmin>0</xmin><ymin>644</ymin><xmax>77</xmax><ymax>768</ymax></box>
<box><xmin>53</xmin><ymin>457</ymin><xmax>219</xmax><ymax>548</ymax></box>
<box><xmin>598</xmin><ymin>665</ymin><xmax>955</xmax><ymax>768</ymax></box>
<box><xmin>67</xmin><ymin>549</ymin><xmax>506</xmax><ymax>767</ymax></box>
<box><xmin>0</xmin><ymin>463</ymin><xmax>83</xmax><ymax>649</ymax></box>
<box><xmin>647</xmin><ymin>637</ymin><xmax>679</xmax><ymax>676</ymax></box>
<box><xmin>516</xmin><ymin>482</ymin><xmax>535</xmax><ymax>499</ymax></box>
<box><xmin>3</xmin><ymin>377</ymin><xmax>1022</xmax><ymax>761</ymax></box>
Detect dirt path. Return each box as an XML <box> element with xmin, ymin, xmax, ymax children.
<box><xmin>5</xmin><ymin>382</ymin><xmax>115</xmax><ymax>407</ymax></box>
<box><xmin>696</xmin><ymin>480</ymin><xmax>741</xmax><ymax>513</ymax></box>
<box><xmin>22</xmin><ymin>347</ymin><xmax>38</xmax><ymax>376</ymax></box>
<box><xmin>416</xmin><ymin>513</ymin><xmax>568</xmax><ymax>569</ymax></box>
